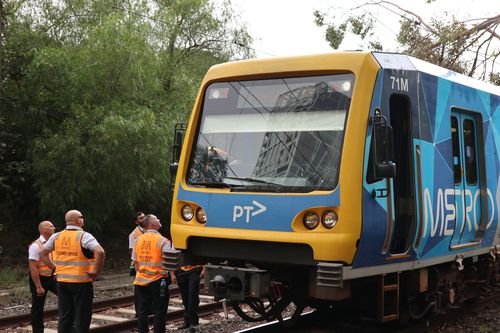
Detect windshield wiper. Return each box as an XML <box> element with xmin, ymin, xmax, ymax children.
<box><xmin>191</xmin><ymin>182</ymin><xmax>234</xmax><ymax>190</ymax></box>
<box><xmin>224</xmin><ymin>177</ymin><xmax>281</xmax><ymax>185</ymax></box>
<box><xmin>225</xmin><ymin>177</ymin><xmax>287</xmax><ymax>192</ymax></box>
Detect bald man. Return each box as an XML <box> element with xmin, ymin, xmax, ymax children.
<box><xmin>28</xmin><ymin>220</ymin><xmax>57</xmax><ymax>333</ymax></box>
<box><xmin>41</xmin><ymin>210</ymin><xmax>105</xmax><ymax>333</ymax></box>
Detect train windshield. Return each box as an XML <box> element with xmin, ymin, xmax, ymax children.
<box><xmin>186</xmin><ymin>74</ymin><xmax>354</xmax><ymax>192</ymax></box>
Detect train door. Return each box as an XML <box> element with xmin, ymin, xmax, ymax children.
<box><xmin>388</xmin><ymin>94</ymin><xmax>417</xmax><ymax>255</ymax></box>
<box><xmin>450</xmin><ymin>110</ymin><xmax>482</xmax><ymax>246</ymax></box>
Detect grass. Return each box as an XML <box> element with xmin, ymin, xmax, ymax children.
<box><xmin>0</xmin><ymin>267</ymin><xmax>28</xmax><ymax>289</ymax></box>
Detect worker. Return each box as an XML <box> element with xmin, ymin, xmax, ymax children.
<box><xmin>129</xmin><ymin>211</ymin><xmax>146</xmax><ymax>270</ymax></box>
<box><xmin>133</xmin><ymin>214</ymin><xmax>173</xmax><ymax>333</ymax></box>
<box><xmin>28</xmin><ymin>220</ymin><xmax>57</xmax><ymax>333</ymax></box>
<box><xmin>174</xmin><ymin>265</ymin><xmax>205</xmax><ymax>332</ymax></box>
<box><xmin>40</xmin><ymin>210</ymin><xmax>105</xmax><ymax>333</ymax></box>
<box><xmin>129</xmin><ymin>211</ymin><xmax>146</xmax><ymax>317</ymax></box>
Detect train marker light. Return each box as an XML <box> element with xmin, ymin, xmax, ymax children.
<box><xmin>181</xmin><ymin>205</ymin><xmax>194</xmax><ymax>221</ymax></box>
<box><xmin>322</xmin><ymin>210</ymin><xmax>338</xmax><ymax>229</ymax></box>
<box><xmin>303</xmin><ymin>212</ymin><xmax>320</xmax><ymax>230</ymax></box>
<box><xmin>342</xmin><ymin>81</ymin><xmax>351</xmax><ymax>92</ymax></box>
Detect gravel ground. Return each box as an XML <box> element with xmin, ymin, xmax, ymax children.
<box><xmin>433</xmin><ymin>304</ymin><xmax>500</xmax><ymax>333</ymax></box>
<box><xmin>0</xmin><ymin>282</ymin><xmax>134</xmax><ymax>317</ymax></box>
<box><xmin>1</xmin><ymin>278</ymin><xmax>499</xmax><ymax>333</ymax></box>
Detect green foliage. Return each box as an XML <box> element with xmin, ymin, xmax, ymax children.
<box><xmin>324</xmin><ymin>23</ymin><xmax>346</xmax><ymax>50</ymax></box>
<box><xmin>314</xmin><ymin>10</ymin><xmax>381</xmax><ymax>51</ymax></box>
<box><xmin>314</xmin><ymin>2</ymin><xmax>499</xmax><ymax>82</ymax></box>
<box><xmin>397</xmin><ymin>17</ymin><xmax>470</xmax><ymax>74</ymax></box>
<box><xmin>31</xmin><ymin>104</ymin><xmax>171</xmax><ymax>230</ymax></box>
<box><xmin>1</xmin><ymin>0</ymin><xmax>254</xmax><ymax>235</ymax></box>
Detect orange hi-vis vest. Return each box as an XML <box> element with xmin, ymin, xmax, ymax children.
<box><xmin>130</xmin><ymin>226</ymin><xmax>145</xmax><ymax>241</ymax></box>
<box><xmin>133</xmin><ymin>232</ymin><xmax>169</xmax><ymax>286</ymax></box>
<box><xmin>53</xmin><ymin>229</ymin><xmax>95</xmax><ymax>283</ymax></box>
<box><xmin>180</xmin><ymin>265</ymin><xmax>203</xmax><ymax>271</ymax></box>
<box><xmin>32</xmin><ymin>239</ymin><xmax>54</xmax><ymax>277</ymax></box>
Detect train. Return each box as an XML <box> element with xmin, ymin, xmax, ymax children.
<box><xmin>166</xmin><ymin>51</ymin><xmax>500</xmax><ymax>323</ymax></box>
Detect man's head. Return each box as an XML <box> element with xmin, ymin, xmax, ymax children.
<box><xmin>65</xmin><ymin>210</ymin><xmax>84</xmax><ymax>228</ymax></box>
<box><xmin>135</xmin><ymin>211</ymin><xmax>146</xmax><ymax>227</ymax></box>
<box><xmin>143</xmin><ymin>214</ymin><xmax>161</xmax><ymax>231</ymax></box>
<box><xmin>38</xmin><ymin>220</ymin><xmax>56</xmax><ymax>239</ymax></box>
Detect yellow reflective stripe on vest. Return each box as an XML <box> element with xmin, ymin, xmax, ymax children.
<box><xmin>53</xmin><ymin>261</ymin><xmax>94</xmax><ymax>266</ymax></box>
<box><xmin>38</xmin><ymin>269</ymin><xmax>54</xmax><ymax>276</ymax></box>
<box><xmin>134</xmin><ymin>276</ymin><xmax>154</xmax><ymax>284</ymax></box>
<box><xmin>138</xmin><ymin>262</ymin><xmax>163</xmax><ymax>267</ymax></box>
<box><xmin>56</xmin><ymin>274</ymin><xmax>92</xmax><ymax>281</ymax></box>
<box><xmin>131</xmin><ymin>227</ymin><xmax>144</xmax><ymax>240</ymax></box>
<box><xmin>156</xmin><ymin>238</ymin><xmax>165</xmax><ymax>248</ymax></box>
<box><xmin>138</xmin><ymin>269</ymin><xmax>168</xmax><ymax>276</ymax></box>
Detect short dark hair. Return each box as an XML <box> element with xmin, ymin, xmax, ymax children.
<box><xmin>135</xmin><ymin>211</ymin><xmax>144</xmax><ymax>221</ymax></box>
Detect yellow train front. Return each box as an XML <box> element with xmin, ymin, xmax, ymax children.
<box><xmin>169</xmin><ymin>52</ymin><xmax>500</xmax><ymax>322</ymax></box>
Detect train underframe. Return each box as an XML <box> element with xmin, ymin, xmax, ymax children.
<box><xmin>198</xmin><ymin>247</ymin><xmax>500</xmax><ymax>324</ymax></box>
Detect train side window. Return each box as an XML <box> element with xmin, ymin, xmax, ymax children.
<box><xmin>463</xmin><ymin>119</ymin><xmax>478</xmax><ymax>185</ymax></box>
<box><xmin>366</xmin><ymin>129</ymin><xmax>382</xmax><ymax>184</ymax></box>
<box><xmin>450</xmin><ymin>116</ymin><xmax>461</xmax><ymax>184</ymax></box>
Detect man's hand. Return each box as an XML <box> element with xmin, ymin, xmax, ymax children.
<box><xmin>86</xmin><ymin>269</ymin><xmax>99</xmax><ymax>281</ymax></box>
<box><xmin>36</xmin><ymin>285</ymin><xmax>46</xmax><ymax>296</ymax></box>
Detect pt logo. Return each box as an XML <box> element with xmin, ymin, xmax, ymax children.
<box><xmin>233</xmin><ymin>200</ymin><xmax>267</xmax><ymax>223</ymax></box>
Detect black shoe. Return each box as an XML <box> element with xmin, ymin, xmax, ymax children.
<box><xmin>177</xmin><ymin>323</ymin><xmax>190</xmax><ymax>330</ymax></box>
<box><xmin>189</xmin><ymin>324</ymin><xmax>198</xmax><ymax>332</ymax></box>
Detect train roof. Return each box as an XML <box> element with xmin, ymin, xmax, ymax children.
<box><xmin>205</xmin><ymin>51</ymin><xmax>500</xmax><ymax>96</ymax></box>
<box><xmin>372</xmin><ymin>52</ymin><xmax>500</xmax><ymax>96</ymax></box>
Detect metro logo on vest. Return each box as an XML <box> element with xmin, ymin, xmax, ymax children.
<box><xmin>141</xmin><ymin>241</ymin><xmax>152</xmax><ymax>252</ymax></box>
<box><xmin>61</xmin><ymin>237</ymin><xmax>71</xmax><ymax>248</ymax></box>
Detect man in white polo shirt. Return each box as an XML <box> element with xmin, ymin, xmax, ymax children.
<box><xmin>28</xmin><ymin>220</ymin><xmax>57</xmax><ymax>333</ymax></box>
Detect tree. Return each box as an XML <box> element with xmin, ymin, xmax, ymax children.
<box><xmin>1</xmin><ymin>0</ymin><xmax>253</xmax><ymax>233</ymax></box>
<box><xmin>314</xmin><ymin>0</ymin><xmax>499</xmax><ymax>82</ymax></box>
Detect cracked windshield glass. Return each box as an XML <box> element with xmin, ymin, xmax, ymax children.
<box><xmin>187</xmin><ymin>74</ymin><xmax>354</xmax><ymax>192</ymax></box>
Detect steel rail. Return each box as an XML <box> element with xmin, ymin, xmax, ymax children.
<box><xmin>0</xmin><ymin>287</ymin><xmax>181</xmax><ymax>330</ymax></box>
<box><xmin>90</xmin><ymin>301</ymin><xmax>222</xmax><ymax>333</ymax></box>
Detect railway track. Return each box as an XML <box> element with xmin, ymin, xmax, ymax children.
<box><xmin>0</xmin><ymin>286</ymin><xmax>224</xmax><ymax>332</ymax></box>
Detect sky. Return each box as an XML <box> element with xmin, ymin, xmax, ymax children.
<box><xmin>227</xmin><ymin>0</ymin><xmax>495</xmax><ymax>59</ymax></box>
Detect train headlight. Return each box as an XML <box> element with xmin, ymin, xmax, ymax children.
<box><xmin>196</xmin><ymin>207</ymin><xmax>207</xmax><ymax>224</ymax></box>
<box><xmin>322</xmin><ymin>210</ymin><xmax>338</xmax><ymax>229</ymax></box>
<box><xmin>181</xmin><ymin>205</ymin><xmax>194</xmax><ymax>221</ymax></box>
<box><xmin>303</xmin><ymin>212</ymin><xmax>319</xmax><ymax>230</ymax></box>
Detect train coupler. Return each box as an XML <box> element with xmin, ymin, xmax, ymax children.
<box><xmin>205</xmin><ymin>264</ymin><xmax>269</xmax><ymax>301</ymax></box>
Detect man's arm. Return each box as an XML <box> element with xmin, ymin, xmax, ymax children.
<box><xmin>200</xmin><ymin>265</ymin><xmax>205</xmax><ymax>279</ymax></box>
<box><xmin>87</xmin><ymin>245</ymin><xmax>105</xmax><ymax>280</ymax></box>
<box><xmin>39</xmin><ymin>248</ymin><xmax>56</xmax><ymax>271</ymax></box>
<box><xmin>171</xmin><ymin>270</ymin><xmax>177</xmax><ymax>285</ymax></box>
<box><xmin>29</xmin><ymin>260</ymin><xmax>45</xmax><ymax>296</ymax></box>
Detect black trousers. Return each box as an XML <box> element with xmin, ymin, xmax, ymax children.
<box><xmin>136</xmin><ymin>277</ymin><xmax>170</xmax><ymax>333</ymax></box>
<box><xmin>176</xmin><ymin>268</ymin><xmax>201</xmax><ymax>326</ymax></box>
<box><xmin>29</xmin><ymin>275</ymin><xmax>58</xmax><ymax>333</ymax></box>
<box><xmin>57</xmin><ymin>281</ymin><xmax>93</xmax><ymax>333</ymax></box>
<box><xmin>134</xmin><ymin>286</ymin><xmax>152</xmax><ymax>317</ymax></box>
